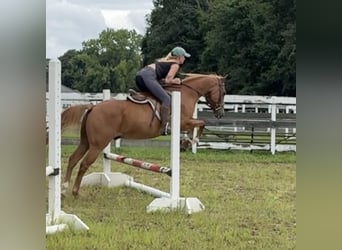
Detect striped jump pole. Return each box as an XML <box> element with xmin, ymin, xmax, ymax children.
<box><xmin>104</xmin><ymin>152</ymin><xmax>172</xmax><ymax>176</ymax></box>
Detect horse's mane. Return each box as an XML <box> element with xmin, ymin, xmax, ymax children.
<box><xmin>181</xmin><ymin>73</ymin><xmax>222</xmax><ymax>82</ymax></box>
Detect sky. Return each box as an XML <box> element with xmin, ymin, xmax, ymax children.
<box><xmin>46</xmin><ymin>0</ymin><xmax>154</xmax><ymax>59</ymax></box>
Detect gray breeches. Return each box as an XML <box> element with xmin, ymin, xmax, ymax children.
<box><xmin>135</xmin><ymin>67</ymin><xmax>170</xmax><ymax>107</ymax></box>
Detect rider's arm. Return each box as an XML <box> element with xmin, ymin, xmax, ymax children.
<box><xmin>164</xmin><ymin>64</ymin><xmax>181</xmax><ymax>85</ymax></box>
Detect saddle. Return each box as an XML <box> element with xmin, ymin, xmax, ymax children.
<box><xmin>127</xmin><ymin>89</ymin><xmax>161</xmax><ymax>120</ymax></box>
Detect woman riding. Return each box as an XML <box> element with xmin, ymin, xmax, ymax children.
<box><xmin>135</xmin><ymin>46</ymin><xmax>191</xmax><ymax>135</ymax></box>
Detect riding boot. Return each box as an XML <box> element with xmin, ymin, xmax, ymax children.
<box><xmin>160</xmin><ymin>105</ymin><xmax>171</xmax><ymax>135</ymax></box>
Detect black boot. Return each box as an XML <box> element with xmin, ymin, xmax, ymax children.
<box><xmin>160</xmin><ymin>105</ymin><xmax>171</xmax><ymax>135</ymax></box>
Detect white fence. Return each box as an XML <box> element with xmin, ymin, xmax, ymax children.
<box><xmin>46</xmin><ymin>91</ymin><xmax>296</xmax><ymax>154</ymax></box>
<box><xmin>46</xmin><ymin>92</ymin><xmax>295</xmax><ymax>111</ymax></box>
<box><xmin>192</xmin><ymin>95</ymin><xmax>296</xmax><ymax>154</ymax></box>
<box><xmin>47</xmin><ymin>92</ymin><xmax>296</xmax><ymax>116</ymax></box>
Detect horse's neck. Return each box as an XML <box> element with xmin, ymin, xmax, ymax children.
<box><xmin>183</xmin><ymin>76</ymin><xmax>214</xmax><ymax>96</ymax></box>
<box><xmin>181</xmin><ymin>89</ymin><xmax>199</xmax><ymax>109</ymax></box>
<box><xmin>180</xmin><ymin>79</ymin><xmax>205</xmax><ymax>111</ymax></box>
<box><xmin>170</xmin><ymin>76</ymin><xmax>216</xmax><ymax>110</ymax></box>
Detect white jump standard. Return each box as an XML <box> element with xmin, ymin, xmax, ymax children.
<box><xmin>81</xmin><ymin>90</ymin><xmax>205</xmax><ymax>214</ymax></box>
<box><xmin>46</xmin><ymin>59</ymin><xmax>89</xmax><ymax>234</ymax></box>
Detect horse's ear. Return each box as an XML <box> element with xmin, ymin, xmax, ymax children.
<box><xmin>223</xmin><ymin>74</ymin><xmax>229</xmax><ymax>80</ymax></box>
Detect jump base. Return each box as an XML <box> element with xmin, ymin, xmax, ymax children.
<box><xmin>147</xmin><ymin>197</ymin><xmax>205</xmax><ymax>215</ymax></box>
<box><xmin>46</xmin><ymin>211</ymin><xmax>89</xmax><ymax>234</ymax></box>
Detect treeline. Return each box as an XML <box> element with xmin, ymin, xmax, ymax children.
<box><xmin>51</xmin><ymin>0</ymin><xmax>296</xmax><ymax>96</ymax></box>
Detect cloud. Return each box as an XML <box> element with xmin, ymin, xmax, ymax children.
<box><xmin>46</xmin><ymin>0</ymin><xmax>153</xmax><ymax>58</ymax></box>
<box><xmin>101</xmin><ymin>10</ymin><xmax>132</xmax><ymax>31</ymax></box>
<box><xmin>66</xmin><ymin>0</ymin><xmax>153</xmax><ymax>10</ymax></box>
<box><xmin>47</xmin><ymin>0</ymin><xmax>107</xmax><ymax>58</ymax></box>
<box><xmin>102</xmin><ymin>9</ymin><xmax>151</xmax><ymax>34</ymax></box>
<box><xmin>127</xmin><ymin>10</ymin><xmax>151</xmax><ymax>34</ymax></box>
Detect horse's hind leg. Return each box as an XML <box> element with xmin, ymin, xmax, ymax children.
<box><xmin>62</xmin><ymin>143</ymin><xmax>88</xmax><ymax>193</ymax></box>
<box><xmin>72</xmin><ymin>147</ymin><xmax>102</xmax><ymax>197</ymax></box>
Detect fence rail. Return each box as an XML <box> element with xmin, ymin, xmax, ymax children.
<box><xmin>192</xmin><ymin>96</ymin><xmax>296</xmax><ymax>154</ymax></box>
<box><xmin>46</xmin><ymin>91</ymin><xmax>296</xmax><ymax>154</ymax></box>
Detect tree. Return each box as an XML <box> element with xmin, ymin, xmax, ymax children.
<box><xmin>55</xmin><ymin>0</ymin><xmax>296</xmax><ymax>96</ymax></box>
<box><xmin>200</xmin><ymin>0</ymin><xmax>259</xmax><ymax>94</ymax></box>
<box><xmin>199</xmin><ymin>0</ymin><xmax>296</xmax><ymax>96</ymax></box>
<box><xmin>142</xmin><ymin>0</ymin><xmax>209</xmax><ymax>72</ymax></box>
<box><xmin>59</xmin><ymin>28</ymin><xmax>143</xmax><ymax>93</ymax></box>
<box><xmin>59</xmin><ymin>49</ymin><xmax>81</xmax><ymax>89</ymax></box>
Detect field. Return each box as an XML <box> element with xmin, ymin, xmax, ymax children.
<box><xmin>46</xmin><ymin>145</ymin><xmax>296</xmax><ymax>250</ymax></box>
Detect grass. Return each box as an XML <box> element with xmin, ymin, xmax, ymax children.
<box><xmin>46</xmin><ymin>145</ymin><xmax>296</xmax><ymax>250</ymax></box>
<box><xmin>62</xmin><ymin>130</ymin><xmax>171</xmax><ymax>141</ymax></box>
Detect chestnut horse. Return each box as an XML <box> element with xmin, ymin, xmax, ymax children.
<box><xmin>62</xmin><ymin>73</ymin><xmax>226</xmax><ymax>197</ymax></box>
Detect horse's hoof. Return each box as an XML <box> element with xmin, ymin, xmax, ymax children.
<box><xmin>61</xmin><ymin>183</ymin><xmax>69</xmax><ymax>195</ymax></box>
<box><xmin>61</xmin><ymin>190</ymin><xmax>68</xmax><ymax>199</ymax></box>
<box><xmin>72</xmin><ymin>190</ymin><xmax>79</xmax><ymax>198</ymax></box>
<box><xmin>193</xmin><ymin>138</ymin><xmax>199</xmax><ymax>144</ymax></box>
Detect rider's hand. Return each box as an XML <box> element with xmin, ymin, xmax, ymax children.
<box><xmin>173</xmin><ymin>78</ymin><xmax>182</xmax><ymax>84</ymax></box>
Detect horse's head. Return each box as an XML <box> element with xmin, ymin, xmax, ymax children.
<box><xmin>204</xmin><ymin>75</ymin><xmax>226</xmax><ymax>119</ymax></box>
<box><xmin>182</xmin><ymin>74</ymin><xmax>226</xmax><ymax>119</ymax></box>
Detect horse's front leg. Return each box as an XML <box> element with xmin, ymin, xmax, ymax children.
<box><xmin>189</xmin><ymin>119</ymin><xmax>206</xmax><ymax>141</ymax></box>
<box><xmin>181</xmin><ymin>119</ymin><xmax>205</xmax><ymax>149</ymax></box>
<box><xmin>195</xmin><ymin>122</ymin><xmax>205</xmax><ymax>140</ymax></box>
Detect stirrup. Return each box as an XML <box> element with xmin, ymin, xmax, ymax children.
<box><xmin>160</xmin><ymin>122</ymin><xmax>171</xmax><ymax>136</ymax></box>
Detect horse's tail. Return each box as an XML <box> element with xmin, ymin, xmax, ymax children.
<box><xmin>79</xmin><ymin>106</ymin><xmax>93</xmax><ymax>147</ymax></box>
<box><xmin>61</xmin><ymin>104</ymin><xmax>93</xmax><ymax>132</ymax></box>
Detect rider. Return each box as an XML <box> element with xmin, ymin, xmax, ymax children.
<box><xmin>135</xmin><ymin>46</ymin><xmax>191</xmax><ymax>135</ymax></box>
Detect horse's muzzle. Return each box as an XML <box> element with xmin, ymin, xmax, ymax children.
<box><xmin>214</xmin><ymin>107</ymin><xmax>224</xmax><ymax>119</ymax></box>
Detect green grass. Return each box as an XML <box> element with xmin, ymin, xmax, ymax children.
<box><xmin>62</xmin><ymin>130</ymin><xmax>171</xmax><ymax>141</ymax></box>
<box><xmin>47</xmin><ymin>146</ymin><xmax>296</xmax><ymax>250</ymax></box>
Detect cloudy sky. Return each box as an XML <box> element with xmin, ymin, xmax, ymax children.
<box><xmin>46</xmin><ymin>0</ymin><xmax>154</xmax><ymax>59</ymax></box>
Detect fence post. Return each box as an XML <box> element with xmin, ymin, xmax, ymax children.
<box><xmin>192</xmin><ymin>103</ymin><xmax>198</xmax><ymax>154</ymax></box>
<box><xmin>234</xmin><ymin>104</ymin><xmax>238</xmax><ymax>132</ymax></box>
<box><xmin>270</xmin><ymin>98</ymin><xmax>276</xmax><ymax>155</ymax></box>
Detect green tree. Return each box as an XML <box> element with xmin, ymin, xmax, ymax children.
<box><xmin>142</xmin><ymin>0</ymin><xmax>209</xmax><ymax>72</ymax></box>
<box><xmin>259</xmin><ymin>0</ymin><xmax>296</xmax><ymax>96</ymax></box>
<box><xmin>59</xmin><ymin>49</ymin><xmax>81</xmax><ymax>89</ymax></box>
<box><xmin>66</xmin><ymin>53</ymin><xmax>110</xmax><ymax>92</ymax></box>
<box><xmin>59</xmin><ymin>28</ymin><xmax>142</xmax><ymax>93</ymax></box>
<box><xmin>199</xmin><ymin>0</ymin><xmax>295</xmax><ymax>96</ymax></box>
<box><xmin>54</xmin><ymin>0</ymin><xmax>296</xmax><ymax>96</ymax></box>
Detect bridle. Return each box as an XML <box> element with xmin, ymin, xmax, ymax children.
<box><xmin>205</xmin><ymin>77</ymin><xmax>225</xmax><ymax>114</ymax></box>
<box><xmin>182</xmin><ymin>76</ymin><xmax>225</xmax><ymax>114</ymax></box>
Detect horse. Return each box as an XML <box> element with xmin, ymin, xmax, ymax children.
<box><xmin>62</xmin><ymin>73</ymin><xmax>226</xmax><ymax>197</ymax></box>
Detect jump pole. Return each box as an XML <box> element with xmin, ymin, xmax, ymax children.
<box><xmin>46</xmin><ymin>59</ymin><xmax>89</xmax><ymax>234</ymax></box>
<box><xmin>81</xmin><ymin>89</ymin><xmax>205</xmax><ymax>214</ymax></box>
